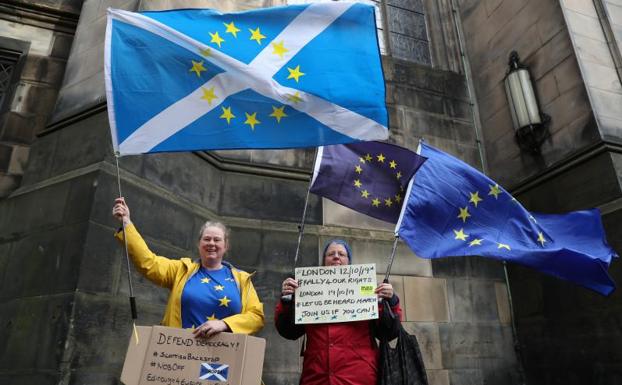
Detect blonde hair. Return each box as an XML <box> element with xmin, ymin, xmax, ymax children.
<box><xmin>197</xmin><ymin>221</ymin><xmax>230</xmax><ymax>245</ymax></box>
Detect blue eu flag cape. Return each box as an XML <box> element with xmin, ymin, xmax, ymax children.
<box><xmin>396</xmin><ymin>143</ymin><xmax>617</xmax><ymax>295</ymax></box>
<box><xmin>104</xmin><ymin>3</ymin><xmax>389</xmax><ymax>155</ymax></box>
<box><xmin>310</xmin><ymin>142</ymin><xmax>426</xmax><ymax>223</ymax></box>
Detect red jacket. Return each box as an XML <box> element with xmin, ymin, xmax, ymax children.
<box><xmin>275</xmin><ymin>298</ymin><xmax>402</xmax><ymax>385</ymax></box>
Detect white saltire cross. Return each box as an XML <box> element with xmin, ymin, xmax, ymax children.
<box><xmin>199</xmin><ymin>363</ymin><xmax>228</xmax><ymax>381</ymax></box>
<box><xmin>105</xmin><ymin>3</ymin><xmax>388</xmax><ymax>155</ymax></box>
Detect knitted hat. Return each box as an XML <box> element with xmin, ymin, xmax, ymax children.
<box><xmin>322</xmin><ymin>239</ymin><xmax>352</xmax><ymax>264</ymax></box>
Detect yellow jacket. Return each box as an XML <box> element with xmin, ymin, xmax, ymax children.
<box><xmin>115</xmin><ymin>223</ymin><xmax>264</xmax><ymax>334</ymax></box>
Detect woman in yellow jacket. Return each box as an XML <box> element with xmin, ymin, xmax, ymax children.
<box><xmin>112</xmin><ymin>197</ymin><xmax>264</xmax><ymax>337</ymax></box>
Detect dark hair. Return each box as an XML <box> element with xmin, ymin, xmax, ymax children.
<box><xmin>322</xmin><ymin>239</ymin><xmax>352</xmax><ymax>264</ymax></box>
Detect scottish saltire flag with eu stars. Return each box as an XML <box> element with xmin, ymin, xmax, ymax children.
<box><xmin>396</xmin><ymin>142</ymin><xmax>617</xmax><ymax>295</ymax></box>
<box><xmin>310</xmin><ymin>142</ymin><xmax>427</xmax><ymax>223</ymax></box>
<box><xmin>199</xmin><ymin>362</ymin><xmax>229</xmax><ymax>381</ymax></box>
<box><xmin>104</xmin><ymin>3</ymin><xmax>389</xmax><ymax>155</ymax></box>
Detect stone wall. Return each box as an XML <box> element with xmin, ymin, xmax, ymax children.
<box><xmin>457</xmin><ymin>0</ymin><xmax>622</xmax><ymax>383</ymax></box>
<box><xmin>506</xmin><ymin>147</ymin><xmax>622</xmax><ymax>384</ymax></box>
<box><xmin>0</xmin><ymin>1</ymin><xmax>523</xmax><ymax>384</ymax></box>
<box><xmin>458</xmin><ymin>0</ymin><xmax>598</xmax><ymax>187</ymax></box>
<box><xmin>560</xmin><ymin>0</ymin><xmax>622</xmax><ymax>143</ymax></box>
<box><xmin>0</xmin><ymin>0</ymin><xmax>81</xmax><ymax>197</ymax></box>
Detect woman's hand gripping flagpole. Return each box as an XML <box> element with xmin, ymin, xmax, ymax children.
<box><xmin>113</xmin><ymin>153</ymin><xmax>140</xmax><ymax>344</ymax></box>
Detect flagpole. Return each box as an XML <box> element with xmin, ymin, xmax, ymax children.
<box><xmin>293</xmin><ymin>147</ymin><xmax>320</xmax><ymax>267</ymax></box>
<box><xmin>282</xmin><ymin>147</ymin><xmax>320</xmax><ymax>302</ymax></box>
<box><xmin>383</xmin><ymin>235</ymin><xmax>399</xmax><ymax>283</ymax></box>
<box><xmin>115</xmin><ymin>154</ymin><xmax>138</xmax><ymax>322</ymax></box>
<box><xmin>386</xmin><ymin>160</ymin><xmax>417</xmax><ymax>281</ymax></box>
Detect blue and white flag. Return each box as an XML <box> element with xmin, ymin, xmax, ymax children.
<box><xmin>105</xmin><ymin>3</ymin><xmax>388</xmax><ymax>155</ymax></box>
<box><xmin>199</xmin><ymin>362</ymin><xmax>229</xmax><ymax>381</ymax></box>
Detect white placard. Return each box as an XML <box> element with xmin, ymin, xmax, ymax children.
<box><xmin>294</xmin><ymin>263</ymin><xmax>378</xmax><ymax>324</ymax></box>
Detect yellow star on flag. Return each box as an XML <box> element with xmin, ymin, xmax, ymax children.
<box><xmin>354</xmin><ymin>179</ymin><xmax>362</xmax><ymax>188</ymax></box>
<box><xmin>219</xmin><ymin>296</ymin><xmax>232</xmax><ymax>307</ymax></box>
<box><xmin>244</xmin><ymin>112</ymin><xmax>260</xmax><ymax>130</ymax></box>
<box><xmin>209</xmin><ymin>31</ymin><xmax>224</xmax><ymax>47</ymax></box>
<box><xmin>287</xmin><ymin>65</ymin><xmax>305</xmax><ymax>82</ymax></box>
<box><xmin>537</xmin><ymin>232</ymin><xmax>547</xmax><ymax>246</ymax></box>
<box><xmin>220</xmin><ymin>106</ymin><xmax>235</xmax><ymax>124</ymax></box>
<box><xmin>457</xmin><ymin>206</ymin><xmax>471</xmax><ymax>223</ymax></box>
<box><xmin>223</xmin><ymin>21</ymin><xmax>240</xmax><ymax>37</ymax></box>
<box><xmin>372</xmin><ymin>198</ymin><xmax>381</xmax><ymax>207</ymax></box>
<box><xmin>469</xmin><ymin>238</ymin><xmax>483</xmax><ymax>246</ymax></box>
<box><xmin>396</xmin><ymin>171</ymin><xmax>402</xmax><ymax>179</ymax></box>
<box><xmin>269</xmin><ymin>106</ymin><xmax>287</xmax><ymax>123</ymax></box>
<box><xmin>389</xmin><ymin>160</ymin><xmax>397</xmax><ymax>169</ymax></box>
<box><xmin>469</xmin><ymin>191</ymin><xmax>483</xmax><ymax>207</ymax></box>
<box><xmin>377</xmin><ymin>153</ymin><xmax>386</xmax><ymax>162</ymax></box>
<box><xmin>489</xmin><ymin>184</ymin><xmax>502</xmax><ymax>199</ymax></box>
<box><xmin>287</xmin><ymin>91</ymin><xmax>303</xmax><ymax>104</ymax></box>
<box><xmin>361</xmin><ymin>190</ymin><xmax>370</xmax><ymax>198</ymax></box>
<box><xmin>189</xmin><ymin>60</ymin><xmax>206</xmax><ymax>77</ymax></box>
<box><xmin>199</xmin><ymin>48</ymin><xmax>211</xmax><ymax>57</ymax></box>
<box><xmin>497</xmin><ymin>243</ymin><xmax>511</xmax><ymax>250</ymax></box>
<box><xmin>359</xmin><ymin>157</ymin><xmax>366</xmax><ymax>164</ymax></box>
<box><xmin>207</xmin><ymin>313</ymin><xmax>218</xmax><ymax>321</ymax></box>
<box><xmin>271</xmin><ymin>41</ymin><xmax>289</xmax><ymax>58</ymax></box>
<box><xmin>214</xmin><ymin>285</ymin><xmax>225</xmax><ymax>291</ymax></box>
<box><xmin>384</xmin><ymin>198</ymin><xmax>393</xmax><ymax>207</ymax></box>
<box><xmin>453</xmin><ymin>228</ymin><xmax>469</xmax><ymax>241</ymax></box>
<box><xmin>201</xmin><ymin>87</ymin><xmax>218</xmax><ymax>105</ymax></box>
<box><xmin>364</xmin><ymin>154</ymin><xmax>372</xmax><ymax>162</ymax></box>
<box><xmin>200</xmin><ymin>277</ymin><xmax>211</xmax><ymax>284</ymax></box>
<box><xmin>395</xmin><ymin>194</ymin><xmax>402</xmax><ymax>203</ymax></box>
<box><xmin>249</xmin><ymin>27</ymin><xmax>266</xmax><ymax>44</ymax></box>
<box><xmin>355</xmin><ymin>165</ymin><xmax>363</xmax><ymax>174</ymax></box>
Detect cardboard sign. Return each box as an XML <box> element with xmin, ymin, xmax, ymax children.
<box><xmin>294</xmin><ymin>263</ymin><xmax>378</xmax><ymax>324</ymax></box>
<box><xmin>121</xmin><ymin>326</ymin><xmax>265</xmax><ymax>385</ymax></box>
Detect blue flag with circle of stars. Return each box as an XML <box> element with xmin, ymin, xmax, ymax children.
<box><xmin>396</xmin><ymin>142</ymin><xmax>617</xmax><ymax>295</ymax></box>
<box><xmin>104</xmin><ymin>3</ymin><xmax>388</xmax><ymax>155</ymax></box>
<box><xmin>310</xmin><ymin>142</ymin><xmax>427</xmax><ymax>223</ymax></box>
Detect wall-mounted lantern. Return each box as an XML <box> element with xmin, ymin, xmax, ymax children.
<box><xmin>504</xmin><ymin>51</ymin><xmax>550</xmax><ymax>154</ymax></box>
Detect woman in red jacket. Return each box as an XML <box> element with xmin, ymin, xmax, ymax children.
<box><xmin>275</xmin><ymin>239</ymin><xmax>402</xmax><ymax>385</ymax></box>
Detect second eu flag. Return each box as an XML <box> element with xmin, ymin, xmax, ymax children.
<box><xmin>397</xmin><ymin>143</ymin><xmax>617</xmax><ymax>295</ymax></box>
<box><xmin>105</xmin><ymin>3</ymin><xmax>389</xmax><ymax>155</ymax></box>
<box><xmin>310</xmin><ymin>142</ymin><xmax>427</xmax><ymax>223</ymax></box>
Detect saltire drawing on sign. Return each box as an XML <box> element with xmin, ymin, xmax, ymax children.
<box><xmin>104</xmin><ymin>3</ymin><xmax>389</xmax><ymax>155</ymax></box>
<box><xmin>199</xmin><ymin>362</ymin><xmax>229</xmax><ymax>381</ymax></box>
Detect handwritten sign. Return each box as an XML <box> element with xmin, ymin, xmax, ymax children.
<box><xmin>294</xmin><ymin>263</ymin><xmax>378</xmax><ymax>324</ymax></box>
<box><xmin>121</xmin><ymin>326</ymin><xmax>265</xmax><ymax>385</ymax></box>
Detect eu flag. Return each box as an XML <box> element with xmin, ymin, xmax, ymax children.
<box><xmin>310</xmin><ymin>142</ymin><xmax>426</xmax><ymax>223</ymax></box>
<box><xmin>397</xmin><ymin>143</ymin><xmax>617</xmax><ymax>295</ymax></box>
<box><xmin>105</xmin><ymin>3</ymin><xmax>388</xmax><ymax>155</ymax></box>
